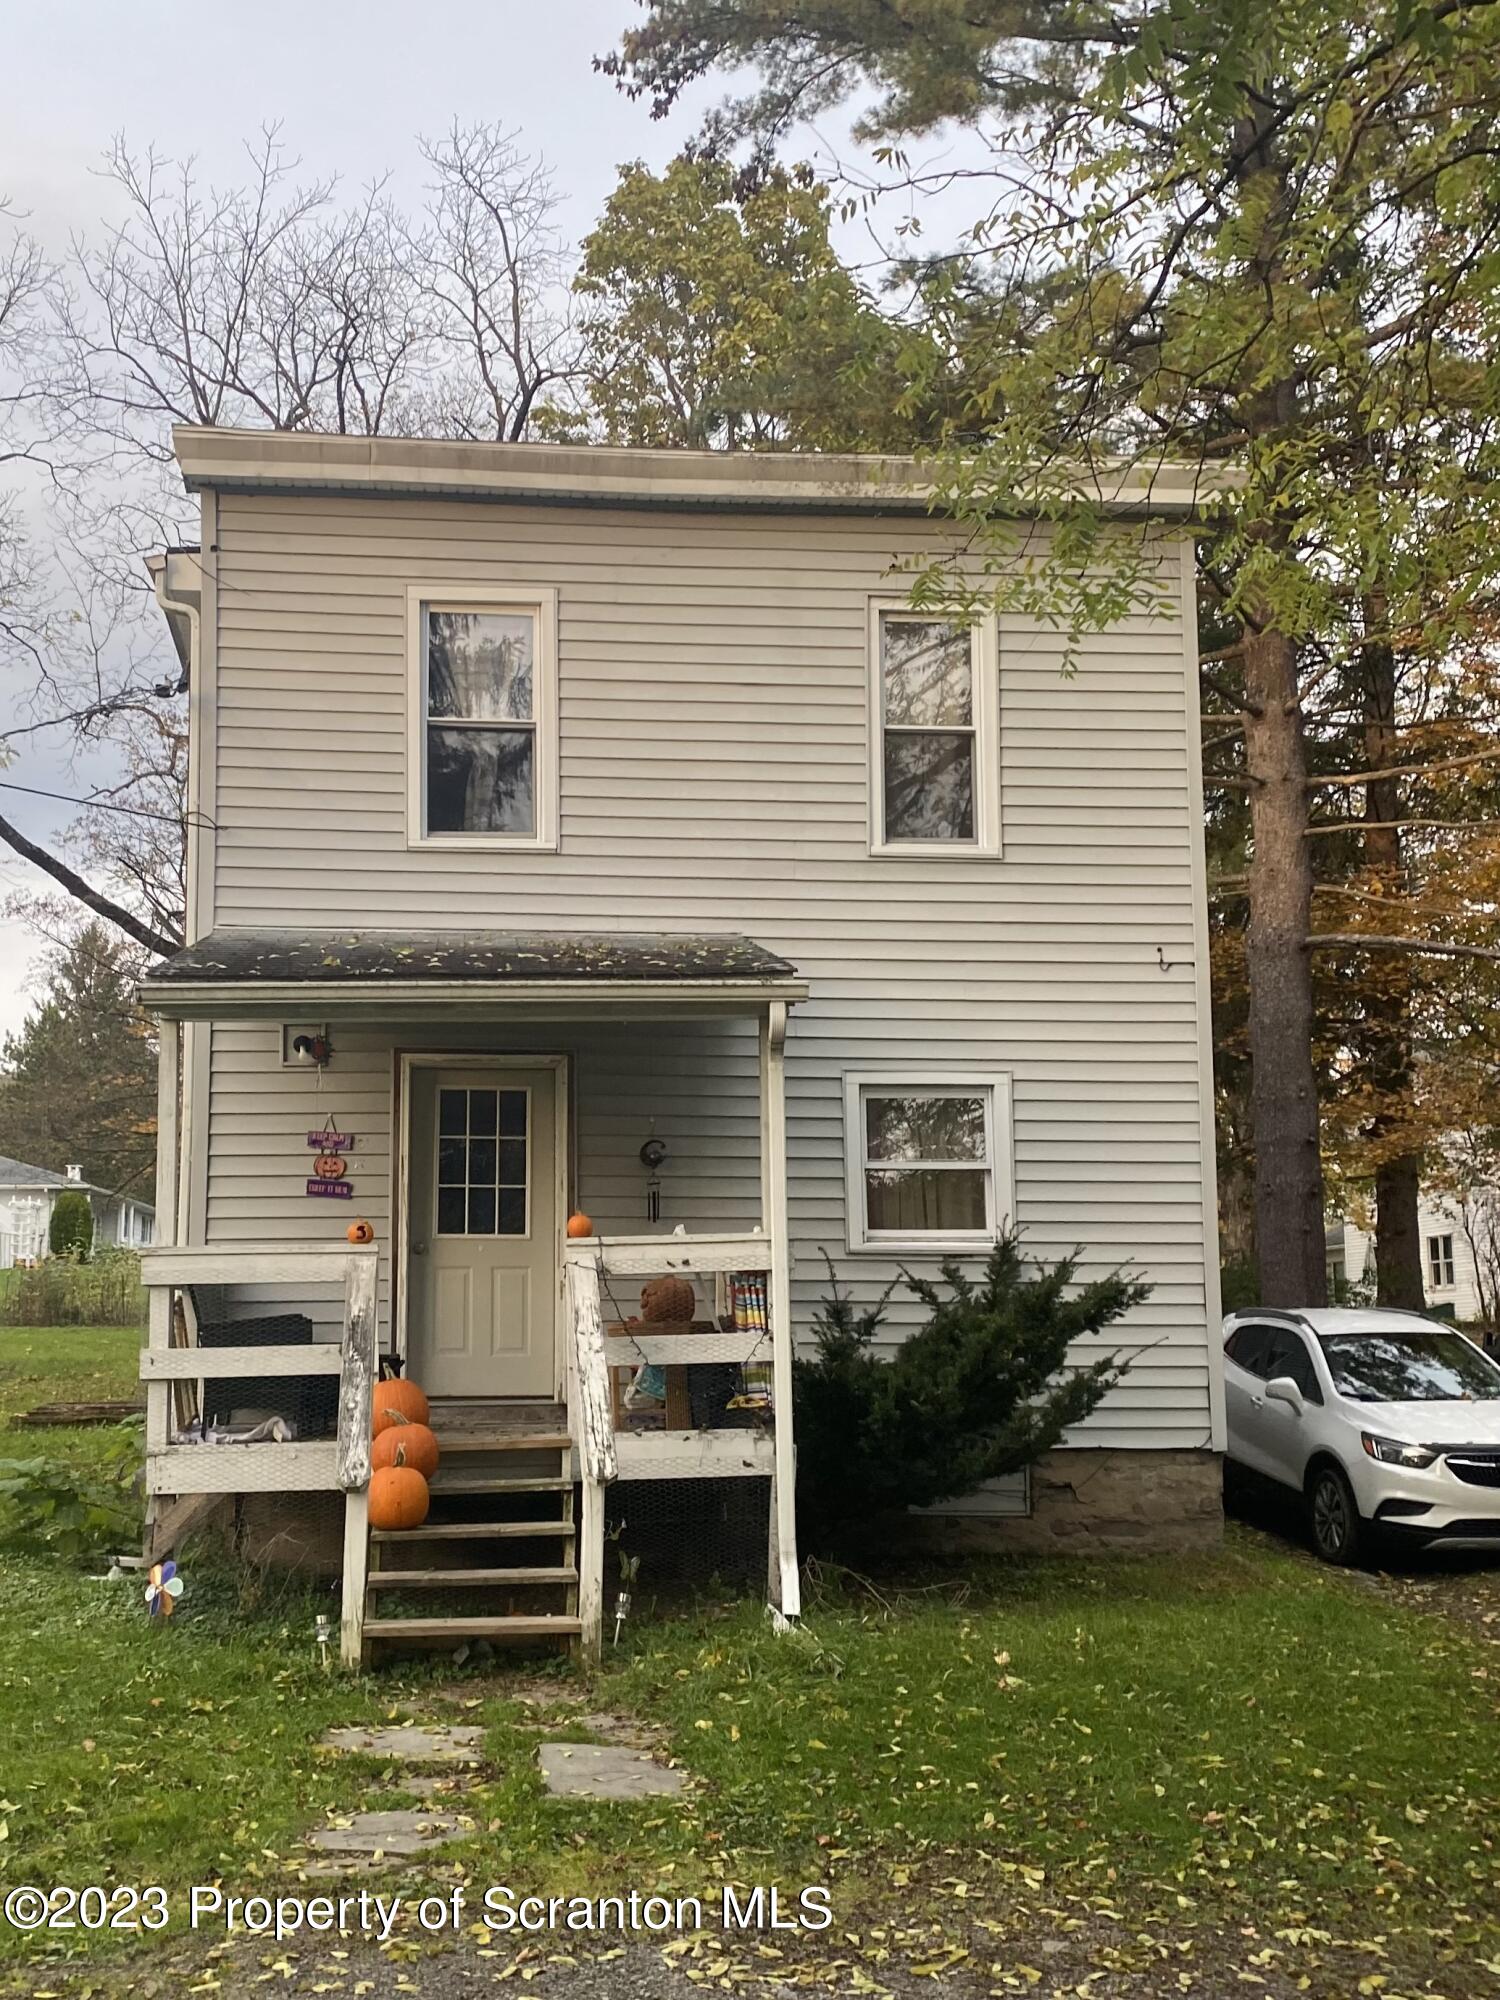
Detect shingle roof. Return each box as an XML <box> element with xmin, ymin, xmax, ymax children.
<box><xmin>143</xmin><ymin>928</ymin><xmax>799</xmax><ymax>987</ymax></box>
<box><xmin>0</xmin><ymin>1155</ymin><xmax>73</xmax><ymax>1189</ymax></box>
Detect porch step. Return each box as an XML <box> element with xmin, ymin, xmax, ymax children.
<box><xmin>371</xmin><ymin>1520</ymin><xmax>575</xmax><ymax>1543</ymax></box>
<box><xmin>438</xmin><ymin>1433</ymin><xmax>572</xmax><ymax>1454</ymax></box>
<box><xmin>367</xmin><ymin>1566</ymin><xmax>578</xmax><ymax>1589</ymax></box>
<box><xmin>363</xmin><ymin>1614</ymin><xmax>582</xmax><ymax>1642</ymax></box>
<box><xmin>426</xmin><ymin>1473</ymin><xmax>573</xmax><ymax>1496</ymax></box>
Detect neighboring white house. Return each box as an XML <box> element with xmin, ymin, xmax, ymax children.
<box><xmin>0</xmin><ymin>1155</ymin><xmax>155</xmax><ymax>1265</ymax></box>
<box><xmin>1335</xmin><ymin>1197</ymin><xmax>1494</xmax><ymax>1326</ymax></box>
<box><xmin>136</xmin><ymin>429</ymin><xmax>1225</xmax><ymax>1664</ymax></box>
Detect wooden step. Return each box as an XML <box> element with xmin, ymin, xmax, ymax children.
<box><xmin>363</xmin><ymin>1614</ymin><xmax>582</xmax><ymax>1641</ymax></box>
<box><xmin>427</xmin><ymin>1473</ymin><xmax>573</xmax><ymax>1496</ymax></box>
<box><xmin>438</xmin><ymin>1433</ymin><xmax>571</xmax><ymax>1454</ymax></box>
<box><xmin>367</xmin><ymin>1566</ymin><xmax>578</xmax><ymax>1589</ymax></box>
<box><xmin>371</xmin><ymin>1520</ymin><xmax>574</xmax><ymax>1543</ymax></box>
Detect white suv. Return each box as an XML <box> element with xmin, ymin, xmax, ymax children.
<box><xmin>1222</xmin><ymin>1307</ymin><xmax>1500</xmax><ymax>1562</ymax></box>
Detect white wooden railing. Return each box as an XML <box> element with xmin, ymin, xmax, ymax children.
<box><xmin>563</xmin><ymin>1230</ymin><xmax>799</xmax><ymax>1648</ymax></box>
<box><xmin>563</xmin><ymin>1255</ymin><xmax>618</xmax><ymax>1666</ymax></box>
<box><xmin>139</xmin><ymin>1242</ymin><xmax>379</xmax><ymax>1666</ymax></box>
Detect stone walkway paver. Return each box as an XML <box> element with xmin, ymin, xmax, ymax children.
<box><xmin>538</xmin><ymin>1741</ymin><xmax>685</xmax><ymax>1799</ymax></box>
<box><xmin>304</xmin><ymin>1807</ymin><xmax>470</xmax><ymax>1859</ymax></box>
<box><xmin>320</xmin><ymin>1723</ymin><xmax>486</xmax><ymax>1766</ymax></box>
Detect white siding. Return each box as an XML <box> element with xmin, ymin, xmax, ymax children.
<box><xmin>195</xmin><ymin>492</ymin><xmax>1218</xmax><ymax>1453</ymax></box>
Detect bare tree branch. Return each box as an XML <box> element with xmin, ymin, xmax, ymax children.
<box><xmin>0</xmin><ymin>809</ymin><xmax>179</xmax><ymax>955</ymax></box>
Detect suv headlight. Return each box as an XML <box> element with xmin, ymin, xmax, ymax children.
<box><xmin>1361</xmin><ymin>1433</ymin><xmax>1439</xmax><ymax>1469</ymax></box>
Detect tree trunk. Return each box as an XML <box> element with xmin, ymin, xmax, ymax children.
<box><xmin>1359</xmin><ymin>623</ymin><xmax>1426</xmax><ymax>1308</ymax></box>
<box><xmin>1242</xmin><ymin>625</ymin><xmax>1327</xmax><ymax>1305</ymax></box>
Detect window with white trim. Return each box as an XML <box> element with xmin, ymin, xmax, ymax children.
<box><xmin>843</xmin><ymin>1073</ymin><xmax>1013</xmax><ymax>1252</ymax></box>
<box><xmin>407</xmin><ymin>591</ymin><xmax>558</xmax><ymax>848</ymax></box>
<box><xmin>870</xmin><ymin>606</ymin><xmax>998</xmax><ymax>853</ymax></box>
<box><xmin>1427</xmin><ymin>1232</ymin><xmax>1456</xmax><ymax>1290</ymax></box>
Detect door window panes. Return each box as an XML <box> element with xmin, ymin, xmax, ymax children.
<box><xmin>435</xmin><ymin>1085</ymin><xmax>529</xmax><ymax>1236</ymax></box>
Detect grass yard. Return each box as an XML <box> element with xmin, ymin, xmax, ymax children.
<box><xmin>2</xmin><ymin>1325</ymin><xmax>1498</xmax><ymax>1997</ymax></box>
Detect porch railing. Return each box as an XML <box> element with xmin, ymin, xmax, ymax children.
<box><xmin>139</xmin><ymin>1242</ymin><xmax>379</xmax><ymax>1665</ymax></box>
<box><xmin>563</xmin><ymin>1230</ymin><xmax>799</xmax><ymax>1653</ymax></box>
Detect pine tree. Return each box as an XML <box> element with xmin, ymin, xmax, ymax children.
<box><xmin>0</xmin><ymin>924</ymin><xmax>157</xmax><ymax>1196</ymax></box>
<box><xmin>794</xmin><ymin>1236</ymin><xmax>1148</xmax><ymax>1550</ymax></box>
<box><xmin>48</xmin><ymin>1189</ymin><xmax>94</xmax><ymax>1258</ymax></box>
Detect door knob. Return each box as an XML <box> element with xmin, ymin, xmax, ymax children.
<box><xmin>412</xmin><ymin>1241</ymin><xmax>429</xmax><ymax>1256</ymax></box>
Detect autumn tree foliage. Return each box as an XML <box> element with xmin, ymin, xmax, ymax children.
<box><xmin>607</xmin><ymin>0</ymin><xmax>1500</xmax><ymax>1305</ymax></box>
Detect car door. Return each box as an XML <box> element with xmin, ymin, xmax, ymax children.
<box><xmin>1223</xmin><ymin>1323</ymin><xmax>1277</xmax><ymax>1476</ymax></box>
<box><xmin>1255</xmin><ymin>1326</ymin><xmax>1323</xmax><ymax>1490</ymax></box>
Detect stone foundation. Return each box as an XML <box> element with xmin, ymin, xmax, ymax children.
<box><xmin>909</xmin><ymin>1448</ymin><xmax>1224</xmax><ymax>1555</ymax></box>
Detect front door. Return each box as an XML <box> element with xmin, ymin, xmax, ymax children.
<box><xmin>407</xmin><ymin>1065</ymin><xmax>558</xmax><ymax>1398</ymax></box>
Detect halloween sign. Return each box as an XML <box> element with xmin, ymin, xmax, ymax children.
<box><xmin>306</xmin><ymin>1115</ymin><xmax>355</xmax><ymax>1199</ymax></box>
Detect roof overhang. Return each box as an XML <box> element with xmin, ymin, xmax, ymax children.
<box><xmin>139</xmin><ymin>928</ymin><xmax>808</xmax><ymax>1022</ymax></box>
<box><xmin>171</xmin><ymin>427</ymin><xmax>1237</xmax><ymax>521</ymax></box>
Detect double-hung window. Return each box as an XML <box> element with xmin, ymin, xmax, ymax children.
<box><xmin>869</xmin><ymin>604</ymin><xmax>999</xmax><ymax>854</ymax></box>
<box><xmin>407</xmin><ymin>590</ymin><xmax>558</xmax><ymax>848</ymax></box>
<box><xmin>1426</xmin><ymin>1232</ymin><xmax>1457</xmax><ymax>1290</ymax></box>
<box><xmin>844</xmin><ymin>1073</ymin><xmax>1013</xmax><ymax>1252</ymax></box>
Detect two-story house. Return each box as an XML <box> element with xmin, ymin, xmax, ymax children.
<box><xmin>138</xmin><ymin>429</ymin><xmax>1225</xmax><ymax>1666</ymax></box>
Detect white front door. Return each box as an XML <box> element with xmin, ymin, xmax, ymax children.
<box><xmin>407</xmin><ymin>1065</ymin><xmax>558</xmax><ymax>1398</ymax></box>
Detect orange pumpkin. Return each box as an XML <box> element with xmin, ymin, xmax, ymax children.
<box><xmin>368</xmin><ymin>1451</ymin><xmax>429</xmax><ymax>1531</ymax></box>
<box><xmin>565</xmin><ymin>1210</ymin><xmax>595</xmax><ymax>1239</ymax></box>
<box><xmin>373</xmin><ymin>1374</ymin><xmax>430</xmax><ymax>1434</ymax></box>
<box><xmin>372</xmin><ymin>1418</ymin><xmax>440</xmax><ymax>1479</ymax></box>
<box><xmin>347</xmin><ymin>1218</ymin><xmax>375</xmax><ymax>1245</ymax></box>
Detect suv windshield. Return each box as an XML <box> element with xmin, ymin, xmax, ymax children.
<box><xmin>1317</xmin><ymin>1330</ymin><xmax>1500</xmax><ymax>1402</ymax></box>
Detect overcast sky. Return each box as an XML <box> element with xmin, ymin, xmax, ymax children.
<box><xmin>0</xmin><ymin>0</ymin><xmax>701</xmax><ymax>1033</ymax></box>
<box><xmin>0</xmin><ymin>1</ymin><xmax>951</xmax><ymax>1040</ymax></box>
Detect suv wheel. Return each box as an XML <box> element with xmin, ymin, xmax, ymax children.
<box><xmin>1307</xmin><ymin>1464</ymin><xmax>1362</xmax><ymax>1565</ymax></box>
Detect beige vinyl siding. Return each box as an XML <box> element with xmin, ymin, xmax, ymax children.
<box><xmin>199</xmin><ymin>492</ymin><xmax>1216</xmax><ymax>1453</ymax></box>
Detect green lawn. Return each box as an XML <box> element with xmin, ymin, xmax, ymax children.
<box><xmin>2</xmin><ymin>1326</ymin><xmax>1498</xmax><ymax>1994</ymax></box>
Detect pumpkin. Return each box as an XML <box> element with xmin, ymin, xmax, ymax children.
<box><xmin>368</xmin><ymin>1450</ymin><xmax>429</xmax><ymax>1531</ymax></box>
<box><xmin>313</xmin><ymin>1151</ymin><xmax>346</xmax><ymax>1179</ymax></box>
<box><xmin>641</xmin><ymin>1274</ymin><xmax>696</xmax><ymax>1322</ymax></box>
<box><xmin>372</xmin><ymin>1417</ymin><xmax>440</xmax><ymax>1479</ymax></box>
<box><xmin>565</xmin><ymin>1210</ymin><xmax>595</xmax><ymax>1239</ymax></box>
<box><xmin>347</xmin><ymin>1218</ymin><xmax>375</xmax><ymax>1245</ymax></box>
<box><xmin>373</xmin><ymin>1374</ymin><xmax>430</xmax><ymax>1434</ymax></box>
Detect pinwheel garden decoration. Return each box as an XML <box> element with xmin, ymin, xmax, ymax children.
<box><xmin>145</xmin><ymin>1560</ymin><xmax>183</xmax><ymax>1619</ymax></box>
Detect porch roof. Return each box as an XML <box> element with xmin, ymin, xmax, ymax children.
<box><xmin>138</xmin><ymin>927</ymin><xmax>807</xmax><ymax>1020</ymax></box>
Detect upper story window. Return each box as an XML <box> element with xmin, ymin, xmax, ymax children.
<box><xmin>406</xmin><ymin>588</ymin><xmax>558</xmax><ymax>849</ymax></box>
<box><xmin>869</xmin><ymin>604</ymin><xmax>999</xmax><ymax>856</ymax></box>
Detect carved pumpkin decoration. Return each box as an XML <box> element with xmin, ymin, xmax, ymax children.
<box><xmin>640</xmin><ymin>1275</ymin><xmax>696</xmax><ymax>1322</ymax></box>
<box><xmin>368</xmin><ymin>1449</ymin><xmax>429</xmax><ymax>1531</ymax></box>
<box><xmin>565</xmin><ymin>1210</ymin><xmax>595</xmax><ymax>1239</ymax></box>
<box><xmin>372</xmin><ymin>1418</ymin><xmax>439</xmax><ymax>1480</ymax></box>
<box><xmin>346</xmin><ymin>1218</ymin><xmax>375</xmax><ymax>1245</ymax></box>
<box><xmin>373</xmin><ymin>1374</ymin><xmax>430</xmax><ymax>1434</ymax></box>
<box><xmin>313</xmin><ymin>1151</ymin><xmax>346</xmax><ymax>1179</ymax></box>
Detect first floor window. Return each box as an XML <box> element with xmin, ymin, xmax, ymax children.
<box><xmin>1427</xmin><ymin>1232</ymin><xmax>1456</xmax><ymax>1290</ymax></box>
<box><xmin>408</xmin><ymin>591</ymin><xmax>557</xmax><ymax>847</ymax></box>
<box><xmin>844</xmin><ymin>1073</ymin><xmax>1012</xmax><ymax>1251</ymax></box>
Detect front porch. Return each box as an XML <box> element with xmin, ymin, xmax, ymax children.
<box><xmin>137</xmin><ymin>928</ymin><xmax>806</xmax><ymax>1665</ymax></box>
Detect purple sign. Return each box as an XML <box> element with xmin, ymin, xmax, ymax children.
<box><xmin>308</xmin><ymin>1132</ymin><xmax>355</xmax><ymax>1150</ymax></box>
<box><xmin>306</xmin><ymin>1178</ymin><xmax>354</xmax><ymax>1199</ymax></box>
